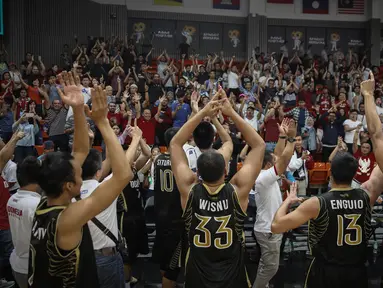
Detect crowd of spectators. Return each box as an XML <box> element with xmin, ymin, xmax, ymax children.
<box><xmin>0</xmin><ymin>35</ymin><xmax>382</xmax><ymax>191</ymax></box>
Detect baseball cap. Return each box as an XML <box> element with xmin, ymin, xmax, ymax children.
<box><xmin>43</xmin><ymin>140</ymin><xmax>54</xmax><ymax>150</ymax></box>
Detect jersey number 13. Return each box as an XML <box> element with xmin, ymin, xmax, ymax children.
<box><xmin>337</xmin><ymin>214</ymin><xmax>362</xmax><ymax>246</ymax></box>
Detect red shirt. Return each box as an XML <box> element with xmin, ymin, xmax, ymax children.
<box><xmin>318</xmin><ymin>95</ymin><xmax>331</xmax><ymax>115</ymax></box>
<box><xmin>151</xmin><ymin>106</ymin><xmax>173</xmax><ymax>129</ymax></box>
<box><xmin>137</xmin><ymin>117</ymin><xmax>156</xmax><ymax>145</ymax></box>
<box><xmin>16</xmin><ymin>97</ymin><xmax>30</xmax><ymax>120</ymax></box>
<box><xmin>353</xmin><ymin>150</ymin><xmax>375</xmax><ymax>184</ymax></box>
<box><xmin>336</xmin><ymin>100</ymin><xmax>350</xmax><ymax>116</ymax></box>
<box><xmin>264</xmin><ymin>117</ymin><xmax>280</xmax><ymax>143</ymax></box>
<box><xmin>27</xmin><ymin>86</ymin><xmax>42</xmax><ymax>104</ymax></box>
<box><xmin>107</xmin><ymin>111</ymin><xmax>123</xmax><ymax>127</ymax></box>
<box><xmin>299</xmin><ymin>90</ymin><xmax>313</xmax><ymax>110</ymax></box>
<box><xmin>0</xmin><ymin>176</ymin><xmax>10</xmax><ymax>230</ymax></box>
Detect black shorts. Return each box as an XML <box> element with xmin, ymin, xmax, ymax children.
<box><xmin>152</xmin><ymin>221</ymin><xmax>186</xmax><ymax>281</ymax></box>
<box><xmin>305</xmin><ymin>259</ymin><xmax>368</xmax><ymax>288</ymax></box>
<box><xmin>118</xmin><ymin>212</ymin><xmax>149</xmax><ymax>265</ymax></box>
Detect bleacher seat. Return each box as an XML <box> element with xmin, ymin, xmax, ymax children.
<box><xmin>308</xmin><ymin>162</ymin><xmax>330</xmax><ymax>192</ymax></box>
<box><xmin>159</xmin><ymin>146</ymin><xmax>167</xmax><ymax>153</ymax></box>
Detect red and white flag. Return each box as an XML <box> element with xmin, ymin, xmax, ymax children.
<box><xmin>338</xmin><ymin>0</ymin><xmax>364</xmax><ymax>15</ymax></box>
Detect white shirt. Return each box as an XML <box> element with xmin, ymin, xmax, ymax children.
<box><xmin>2</xmin><ymin>160</ymin><xmax>19</xmax><ymax>192</ymax></box>
<box><xmin>343</xmin><ymin>119</ymin><xmax>362</xmax><ymax>144</ymax></box>
<box><xmin>75</xmin><ymin>179</ymin><xmax>118</xmax><ymax>250</ymax></box>
<box><xmin>183</xmin><ymin>143</ymin><xmax>201</xmax><ymax>172</ymax></box>
<box><xmin>7</xmin><ymin>190</ymin><xmax>41</xmax><ymax>274</ymax></box>
<box><xmin>245</xmin><ymin>115</ymin><xmax>259</xmax><ymax>131</ymax></box>
<box><xmin>66</xmin><ymin>86</ymin><xmax>91</xmax><ymax>120</ymax></box>
<box><xmin>253</xmin><ymin>166</ymin><xmax>282</xmax><ymax>233</ymax></box>
<box><xmin>227</xmin><ymin>71</ymin><xmax>239</xmax><ymax>89</ymax></box>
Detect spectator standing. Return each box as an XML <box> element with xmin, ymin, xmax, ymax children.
<box><xmin>262</xmin><ymin>102</ymin><xmax>282</xmax><ymax>152</ymax></box>
<box><xmin>287</xmin><ymin>135</ymin><xmax>314</xmax><ymax>195</ymax></box>
<box><xmin>171</xmin><ymin>91</ymin><xmax>191</xmax><ymax>128</ymax></box>
<box><xmin>318</xmin><ymin>107</ymin><xmax>343</xmax><ymax>162</ymax></box>
<box><xmin>152</xmin><ymin>96</ymin><xmax>172</xmax><ymax>146</ymax></box>
<box><xmin>0</xmin><ymin>100</ymin><xmax>14</xmax><ymax>143</ymax></box>
<box><xmin>285</xmin><ymin>99</ymin><xmax>310</xmax><ymax>132</ymax></box>
<box><xmin>137</xmin><ymin>107</ymin><xmax>156</xmax><ymax>146</ymax></box>
<box><xmin>12</xmin><ymin>114</ymin><xmax>39</xmax><ymax>164</ymax></box>
<box><xmin>351</xmin><ymin>132</ymin><xmax>376</xmax><ymax>188</ymax></box>
<box><xmin>343</xmin><ymin>109</ymin><xmax>362</xmax><ymax>153</ymax></box>
<box><xmin>43</xmin><ymin>93</ymin><xmax>69</xmax><ymax>152</ymax></box>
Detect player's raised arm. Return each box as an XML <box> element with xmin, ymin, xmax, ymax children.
<box><xmin>226</xmin><ymin>96</ymin><xmax>265</xmax><ymax>205</ymax></box>
<box><xmin>56</xmin><ymin>86</ymin><xmax>134</xmax><ymax>250</ymax></box>
<box><xmin>271</xmin><ymin>182</ymin><xmax>319</xmax><ymax>233</ymax></box>
<box><xmin>362</xmin><ymin>72</ymin><xmax>383</xmax><ymax>169</ymax></box>
<box><xmin>170</xmin><ymin>100</ymin><xmax>222</xmax><ymax>207</ymax></box>
<box><xmin>361</xmin><ymin>165</ymin><xmax>383</xmax><ymax>206</ymax></box>
<box><xmin>57</xmin><ymin>71</ymin><xmax>89</xmax><ymax>166</ymax></box>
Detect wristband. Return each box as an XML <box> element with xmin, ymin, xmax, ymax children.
<box><xmin>279</xmin><ymin>136</ymin><xmax>287</xmax><ymax>139</ymax></box>
<box><xmin>287</xmin><ymin>137</ymin><xmax>296</xmax><ymax>143</ymax></box>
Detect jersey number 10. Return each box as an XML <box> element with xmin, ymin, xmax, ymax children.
<box><xmin>194</xmin><ymin>214</ymin><xmax>233</xmax><ymax>249</ymax></box>
<box><xmin>337</xmin><ymin>214</ymin><xmax>362</xmax><ymax>246</ymax></box>
<box><xmin>160</xmin><ymin>169</ymin><xmax>174</xmax><ymax>192</ymax></box>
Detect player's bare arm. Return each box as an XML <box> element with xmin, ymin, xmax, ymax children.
<box><xmin>225</xmin><ymin>95</ymin><xmax>265</xmax><ymax>210</ymax></box>
<box><xmin>271</xmin><ymin>182</ymin><xmax>320</xmax><ymax>233</ymax></box>
<box><xmin>170</xmin><ymin>100</ymin><xmax>222</xmax><ymax>209</ymax></box>
<box><xmin>361</xmin><ymin>72</ymin><xmax>383</xmax><ymax>169</ymax></box>
<box><xmin>57</xmin><ymin>86</ymin><xmax>134</xmax><ymax>251</ymax></box>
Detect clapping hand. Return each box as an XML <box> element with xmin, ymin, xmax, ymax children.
<box><xmin>277</xmin><ymin>118</ymin><xmax>290</xmax><ymax>136</ymax></box>
<box><xmin>57</xmin><ymin>71</ymin><xmax>83</xmax><ymax>108</ymax></box>
<box><xmin>360</xmin><ymin>71</ymin><xmax>375</xmax><ymax>99</ymax></box>
<box><xmin>286</xmin><ymin>182</ymin><xmax>303</xmax><ymax>204</ymax></box>
<box><xmin>14</xmin><ymin>130</ymin><xmax>26</xmax><ymax>141</ymax></box>
<box><xmin>84</xmin><ymin>86</ymin><xmax>108</xmax><ymax>124</ymax></box>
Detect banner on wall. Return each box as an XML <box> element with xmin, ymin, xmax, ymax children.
<box><xmin>151</xmin><ymin>20</ymin><xmax>176</xmax><ymax>52</ymax></box>
<box><xmin>213</xmin><ymin>0</ymin><xmax>240</xmax><ymax>10</ymax></box>
<box><xmin>130</xmin><ymin>19</ymin><xmax>152</xmax><ymax>45</ymax></box>
<box><xmin>346</xmin><ymin>29</ymin><xmax>365</xmax><ymax>51</ymax></box>
<box><xmin>223</xmin><ymin>24</ymin><xmax>245</xmax><ymax>53</ymax></box>
<box><xmin>176</xmin><ymin>22</ymin><xmax>199</xmax><ymax>51</ymax></box>
<box><xmin>267</xmin><ymin>26</ymin><xmax>286</xmax><ymax>54</ymax></box>
<box><xmin>199</xmin><ymin>23</ymin><xmax>223</xmax><ymax>53</ymax></box>
<box><xmin>306</xmin><ymin>27</ymin><xmax>326</xmax><ymax>55</ymax></box>
<box><xmin>285</xmin><ymin>27</ymin><xmax>305</xmax><ymax>52</ymax></box>
<box><xmin>327</xmin><ymin>29</ymin><xmax>348</xmax><ymax>53</ymax></box>
<box><xmin>153</xmin><ymin>0</ymin><xmax>183</xmax><ymax>6</ymax></box>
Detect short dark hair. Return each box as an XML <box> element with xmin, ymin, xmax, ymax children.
<box><xmin>262</xmin><ymin>151</ymin><xmax>274</xmax><ymax>169</ymax></box>
<box><xmin>331</xmin><ymin>152</ymin><xmax>358</xmax><ymax>185</ymax></box>
<box><xmin>164</xmin><ymin>127</ymin><xmax>180</xmax><ymax>147</ymax></box>
<box><xmin>193</xmin><ymin>122</ymin><xmax>214</xmax><ymax>150</ymax></box>
<box><xmin>82</xmin><ymin>149</ymin><xmax>102</xmax><ymax>180</ymax></box>
<box><xmin>38</xmin><ymin>152</ymin><xmax>76</xmax><ymax>199</ymax></box>
<box><xmin>349</xmin><ymin>109</ymin><xmax>358</xmax><ymax>114</ymax></box>
<box><xmin>197</xmin><ymin>150</ymin><xmax>226</xmax><ymax>183</ymax></box>
<box><xmin>17</xmin><ymin>156</ymin><xmax>41</xmax><ymax>187</ymax></box>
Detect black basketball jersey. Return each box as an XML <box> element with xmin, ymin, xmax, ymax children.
<box><xmin>153</xmin><ymin>153</ymin><xmax>182</xmax><ymax>225</ymax></box>
<box><xmin>120</xmin><ymin>170</ymin><xmax>144</xmax><ymax>215</ymax></box>
<box><xmin>183</xmin><ymin>182</ymin><xmax>250</xmax><ymax>288</ymax></box>
<box><xmin>28</xmin><ymin>197</ymin><xmax>99</xmax><ymax>288</ymax></box>
<box><xmin>309</xmin><ymin>188</ymin><xmax>372</xmax><ymax>266</ymax></box>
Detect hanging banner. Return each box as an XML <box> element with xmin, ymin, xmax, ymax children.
<box><xmin>327</xmin><ymin>29</ymin><xmax>348</xmax><ymax>54</ymax></box>
<box><xmin>267</xmin><ymin>26</ymin><xmax>286</xmax><ymax>54</ymax></box>
<box><xmin>153</xmin><ymin>0</ymin><xmax>183</xmax><ymax>6</ymax></box>
<box><xmin>285</xmin><ymin>27</ymin><xmax>305</xmax><ymax>53</ymax></box>
<box><xmin>223</xmin><ymin>24</ymin><xmax>245</xmax><ymax>54</ymax></box>
<box><xmin>176</xmin><ymin>22</ymin><xmax>199</xmax><ymax>52</ymax></box>
<box><xmin>306</xmin><ymin>27</ymin><xmax>326</xmax><ymax>56</ymax></box>
<box><xmin>151</xmin><ymin>20</ymin><xmax>176</xmax><ymax>53</ymax></box>
<box><xmin>213</xmin><ymin>0</ymin><xmax>240</xmax><ymax>10</ymax></box>
<box><xmin>129</xmin><ymin>19</ymin><xmax>152</xmax><ymax>45</ymax></box>
<box><xmin>199</xmin><ymin>23</ymin><xmax>223</xmax><ymax>54</ymax></box>
<box><xmin>346</xmin><ymin>29</ymin><xmax>365</xmax><ymax>53</ymax></box>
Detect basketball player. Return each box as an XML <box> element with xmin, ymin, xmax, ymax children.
<box><xmin>115</xmin><ymin>130</ymin><xmax>151</xmax><ymax>284</ymax></box>
<box><xmin>152</xmin><ymin>127</ymin><xmax>183</xmax><ymax>288</ymax></box>
<box><xmin>271</xmin><ymin>150</ymin><xmax>381</xmax><ymax>288</ymax></box>
<box><xmin>27</xmin><ymin>73</ymin><xmax>136</xmax><ymax>288</ymax></box>
<box><xmin>170</xmin><ymin>96</ymin><xmax>265</xmax><ymax>287</ymax></box>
